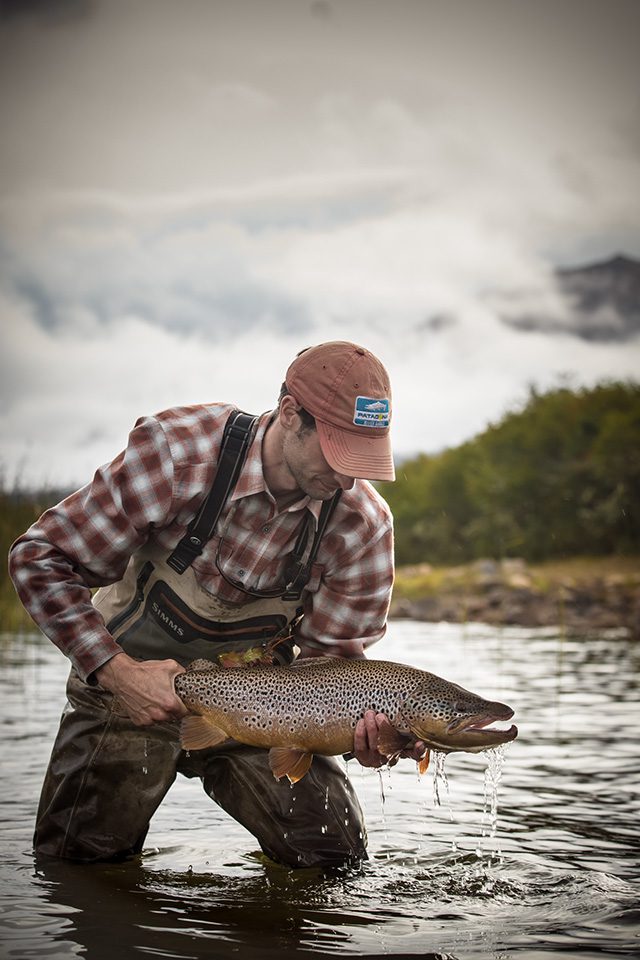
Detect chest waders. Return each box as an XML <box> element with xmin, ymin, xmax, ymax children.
<box><xmin>35</xmin><ymin>412</ymin><xmax>367</xmax><ymax>868</ymax></box>
<box><xmin>92</xmin><ymin>411</ymin><xmax>341</xmax><ymax>667</ymax></box>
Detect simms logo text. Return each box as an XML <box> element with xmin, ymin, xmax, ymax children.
<box><xmin>152</xmin><ymin>601</ymin><xmax>185</xmax><ymax>636</ymax></box>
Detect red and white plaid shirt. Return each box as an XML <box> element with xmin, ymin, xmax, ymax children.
<box><xmin>9</xmin><ymin>403</ymin><xmax>394</xmax><ymax>681</ymax></box>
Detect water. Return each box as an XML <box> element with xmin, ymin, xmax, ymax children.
<box><xmin>1</xmin><ymin>621</ymin><xmax>638</xmax><ymax>959</ymax></box>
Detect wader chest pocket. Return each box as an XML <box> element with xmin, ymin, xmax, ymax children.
<box><xmin>119</xmin><ymin>580</ymin><xmax>288</xmax><ymax>648</ymax></box>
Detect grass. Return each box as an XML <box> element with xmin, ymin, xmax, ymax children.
<box><xmin>2</xmin><ymin>486</ymin><xmax>638</xmax><ymax>629</ymax></box>
<box><xmin>393</xmin><ymin>554</ymin><xmax>640</xmax><ymax>601</ymax></box>
<box><xmin>0</xmin><ymin>489</ymin><xmax>62</xmax><ymax>633</ymax></box>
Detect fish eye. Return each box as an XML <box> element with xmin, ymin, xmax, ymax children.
<box><xmin>453</xmin><ymin>701</ymin><xmax>470</xmax><ymax>713</ymax></box>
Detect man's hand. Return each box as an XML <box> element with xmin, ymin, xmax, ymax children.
<box><xmin>353</xmin><ymin>710</ymin><xmax>427</xmax><ymax>769</ymax></box>
<box><xmin>95</xmin><ymin>651</ymin><xmax>189</xmax><ymax>726</ymax></box>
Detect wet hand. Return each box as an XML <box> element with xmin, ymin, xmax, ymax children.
<box><xmin>353</xmin><ymin>710</ymin><xmax>389</xmax><ymax>768</ymax></box>
<box><xmin>95</xmin><ymin>651</ymin><xmax>189</xmax><ymax>726</ymax></box>
<box><xmin>353</xmin><ymin>711</ymin><xmax>427</xmax><ymax>769</ymax></box>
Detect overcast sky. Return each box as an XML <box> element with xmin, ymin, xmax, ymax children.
<box><xmin>1</xmin><ymin>0</ymin><xmax>639</xmax><ymax>489</ymax></box>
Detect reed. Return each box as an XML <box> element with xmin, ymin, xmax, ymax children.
<box><xmin>0</xmin><ymin>490</ymin><xmax>62</xmax><ymax>632</ymax></box>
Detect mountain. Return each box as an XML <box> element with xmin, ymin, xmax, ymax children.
<box><xmin>499</xmin><ymin>254</ymin><xmax>640</xmax><ymax>342</ymax></box>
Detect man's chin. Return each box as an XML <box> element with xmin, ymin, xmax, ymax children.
<box><xmin>305</xmin><ymin>483</ymin><xmax>339</xmax><ymax>501</ymax></box>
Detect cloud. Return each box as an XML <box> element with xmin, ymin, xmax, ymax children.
<box><xmin>1</xmin><ymin>0</ymin><xmax>639</xmax><ymax>486</ymax></box>
<box><xmin>3</xmin><ymin>186</ymin><xmax>639</xmax><ymax>490</ymax></box>
<box><xmin>0</xmin><ymin>288</ymin><xmax>306</xmax><ymax>488</ymax></box>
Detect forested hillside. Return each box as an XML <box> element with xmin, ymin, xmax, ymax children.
<box><xmin>379</xmin><ymin>382</ymin><xmax>640</xmax><ymax>565</ymax></box>
<box><xmin>2</xmin><ymin>381</ymin><xmax>639</xmax><ymax>631</ymax></box>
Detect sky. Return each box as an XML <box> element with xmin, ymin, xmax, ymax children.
<box><xmin>1</xmin><ymin>0</ymin><xmax>639</xmax><ymax>489</ymax></box>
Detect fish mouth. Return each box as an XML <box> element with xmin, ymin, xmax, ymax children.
<box><xmin>412</xmin><ymin>712</ymin><xmax>518</xmax><ymax>754</ymax></box>
<box><xmin>446</xmin><ymin>706</ymin><xmax>518</xmax><ymax>745</ymax></box>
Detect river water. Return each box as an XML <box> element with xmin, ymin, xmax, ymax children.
<box><xmin>0</xmin><ymin>621</ymin><xmax>638</xmax><ymax>960</ymax></box>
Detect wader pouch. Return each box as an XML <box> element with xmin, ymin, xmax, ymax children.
<box><xmin>95</xmin><ymin>555</ymin><xmax>300</xmax><ymax>667</ymax></box>
<box><xmin>115</xmin><ymin>578</ymin><xmax>289</xmax><ymax>662</ymax></box>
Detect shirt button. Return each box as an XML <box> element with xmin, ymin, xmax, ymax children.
<box><xmin>237</xmin><ymin>569</ymin><xmax>245</xmax><ymax>577</ymax></box>
<box><xmin>262</xmin><ymin>524</ymin><xmax>271</xmax><ymax>534</ymax></box>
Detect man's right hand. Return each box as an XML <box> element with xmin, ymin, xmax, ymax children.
<box><xmin>95</xmin><ymin>651</ymin><xmax>189</xmax><ymax>726</ymax></box>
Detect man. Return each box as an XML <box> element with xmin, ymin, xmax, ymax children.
<box><xmin>10</xmin><ymin>340</ymin><xmax>421</xmax><ymax>868</ymax></box>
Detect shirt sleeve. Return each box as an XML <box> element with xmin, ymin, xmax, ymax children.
<box><xmin>8</xmin><ymin>415</ymin><xmax>176</xmax><ymax>681</ymax></box>
<box><xmin>294</xmin><ymin>501</ymin><xmax>394</xmax><ymax>659</ymax></box>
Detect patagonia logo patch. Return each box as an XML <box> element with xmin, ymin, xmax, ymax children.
<box><xmin>353</xmin><ymin>396</ymin><xmax>390</xmax><ymax>428</ymax></box>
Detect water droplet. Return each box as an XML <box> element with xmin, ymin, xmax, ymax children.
<box><xmin>479</xmin><ymin>744</ymin><xmax>507</xmax><ymax>858</ymax></box>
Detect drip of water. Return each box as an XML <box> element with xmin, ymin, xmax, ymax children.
<box><xmin>376</xmin><ymin>767</ymin><xmax>393</xmax><ymax>860</ymax></box>
<box><xmin>477</xmin><ymin>744</ymin><xmax>508</xmax><ymax>859</ymax></box>
<box><xmin>431</xmin><ymin>750</ymin><xmax>452</xmax><ymax>817</ymax></box>
<box><xmin>377</xmin><ymin>768</ymin><xmax>386</xmax><ymax>808</ymax></box>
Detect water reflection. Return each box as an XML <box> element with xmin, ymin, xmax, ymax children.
<box><xmin>33</xmin><ymin>855</ymin><xmax>468</xmax><ymax>959</ymax></box>
<box><xmin>1</xmin><ymin>624</ymin><xmax>639</xmax><ymax>958</ymax></box>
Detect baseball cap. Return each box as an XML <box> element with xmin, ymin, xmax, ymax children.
<box><xmin>285</xmin><ymin>341</ymin><xmax>395</xmax><ymax>482</ymax></box>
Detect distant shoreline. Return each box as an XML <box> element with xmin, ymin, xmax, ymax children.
<box><xmin>3</xmin><ymin>552</ymin><xmax>638</xmax><ymax>639</ymax></box>
<box><xmin>390</xmin><ymin>556</ymin><xmax>640</xmax><ymax>638</ymax></box>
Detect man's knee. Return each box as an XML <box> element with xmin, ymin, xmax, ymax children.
<box><xmin>201</xmin><ymin>747</ymin><xmax>368</xmax><ymax>869</ymax></box>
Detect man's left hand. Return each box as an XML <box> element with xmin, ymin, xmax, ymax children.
<box><xmin>353</xmin><ymin>710</ymin><xmax>427</xmax><ymax>769</ymax></box>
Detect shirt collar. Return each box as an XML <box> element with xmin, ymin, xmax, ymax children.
<box><xmin>229</xmin><ymin>410</ymin><xmax>323</xmax><ymax>524</ymax></box>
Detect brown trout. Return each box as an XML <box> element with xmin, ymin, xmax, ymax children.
<box><xmin>174</xmin><ymin>657</ymin><xmax>517</xmax><ymax>783</ymax></box>
<box><xmin>175</xmin><ymin>657</ymin><xmax>518</xmax><ymax>783</ymax></box>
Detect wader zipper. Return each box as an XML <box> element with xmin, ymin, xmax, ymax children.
<box><xmin>105</xmin><ymin>561</ymin><xmax>154</xmax><ymax>634</ymax></box>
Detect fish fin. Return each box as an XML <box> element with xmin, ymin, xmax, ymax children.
<box><xmin>417</xmin><ymin>750</ymin><xmax>431</xmax><ymax>775</ymax></box>
<box><xmin>377</xmin><ymin>717</ymin><xmax>412</xmax><ymax>758</ymax></box>
<box><xmin>268</xmin><ymin>747</ymin><xmax>313</xmax><ymax>783</ymax></box>
<box><xmin>180</xmin><ymin>715</ymin><xmax>228</xmax><ymax>751</ymax></box>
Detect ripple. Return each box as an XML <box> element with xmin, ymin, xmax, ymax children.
<box><xmin>1</xmin><ymin>627</ymin><xmax>639</xmax><ymax>958</ymax></box>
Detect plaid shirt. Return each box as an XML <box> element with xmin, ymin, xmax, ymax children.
<box><xmin>9</xmin><ymin>403</ymin><xmax>394</xmax><ymax>681</ymax></box>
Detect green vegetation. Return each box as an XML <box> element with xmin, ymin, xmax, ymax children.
<box><xmin>2</xmin><ymin>381</ymin><xmax>638</xmax><ymax>629</ymax></box>
<box><xmin>0</xmin><ymin>489</ymin><xmax>62</xmax><ymax>631</ymax></box>
<box><xmin>393</xmin><ymin>555</ymin><xmax>640</xmax><ymax>602</ymax></box>
<box><xmin>379</xmin><ymin>381</ymin><xmax>640</xmax><ymax>565</ymax></box>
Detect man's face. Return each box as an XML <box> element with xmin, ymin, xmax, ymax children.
<box><xmin>282</xmin><ymin>419</ymin><xmax>355</xmax><ymax>501</ymax></box>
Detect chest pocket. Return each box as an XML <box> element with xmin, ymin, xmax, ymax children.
<box><xmin>138</xmin><ymin>580</ymin><xmax>288</xmax><ymax>645</ymax></box>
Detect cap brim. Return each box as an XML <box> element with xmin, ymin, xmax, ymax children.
<box><xmin>317</xmin><ymin>420</ymin><xmax>396</xmax><ymax>482</ymax></box>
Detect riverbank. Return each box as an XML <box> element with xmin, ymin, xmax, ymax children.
<box><xmin>3</xmin><ymin>553</ymin><xmax>638</xmax><ymax>638</ymax></box>
<box><xmin>390</xmin><ymin>556</ymin><xmax>640</xmax><ymax>637</ymax></box>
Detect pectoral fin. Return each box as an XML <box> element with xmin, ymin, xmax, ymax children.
<box><xmin>269</xmin><ymin>747</ymin><xmax>313</xmax><ymax>783</ymax></box>
<box><xmin>180</xmin><ymin>714</ymin><xmax>228</xmax><ymax>751</ymax></box>
<box><xmin>418</xmin><ymin>749</ymin><xmax>431</xmax><ymax>775</ymax></box>
<box><xmin>377</xmin><ymin>717</ymin><xmax>412</xmax><ymax>759</ymax></box>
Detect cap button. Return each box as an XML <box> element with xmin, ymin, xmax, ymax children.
<box><xmin>355</xmin><ymin>347</ymin><xmax>365</xmax><ymax>355</ymax></box>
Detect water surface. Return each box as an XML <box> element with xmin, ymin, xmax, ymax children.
<box><xmin>1</xmin><ymin>622</ymin><xmax>638</xmax><ymax>959</ymax></box>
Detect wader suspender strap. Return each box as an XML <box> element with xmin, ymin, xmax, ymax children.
<box><xmin>281</xmin><ymin>489</ymin><xmax>341</xmax><ymax>601</ymax></box>
<box><xmin>166</xmin><ymin>411</ymin><xmax>259</xmax><ymax>575</ymax></box>
<box><xmin>166</xmin><ymin>410</ymin><xmax>342</xmax><ymax>599</ymax></box>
